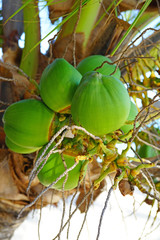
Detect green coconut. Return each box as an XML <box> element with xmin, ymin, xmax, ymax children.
<box><xmin>71</xmin><ymin>71</ymin><xmax>130</xmax><ymax>136</ymax></box>
<box><xmin>5</xmin><ymin>137</ymin><xmax>41</xmax><ymax>154</ymax></box>
<box><xmin>76</xmin><ymin>55</ymin><xmax>121</xmax><ymax>79</ymax></box>
<box><xmin>120</xmin><ymin>101</ymin><xmax>138</xmax><ymax>134</ymax></box>
<box><xmin>3</xmin><ymin>99</ymin><xmax>55</xmax><ymax>148</ymax></box>
<box><xmin>39</xmin><ymin>58</ymin><xmax>82</xmax><ymax>113</ymax></box>
<box><xmin>37</xmin><ymin>145</ymin><xmax>86</xmax><ymax>190</ymax></box>
<box><xmin>138</xmin><ymin>144</ymin><xmax>159</xmax><ymax>158</ymax></box>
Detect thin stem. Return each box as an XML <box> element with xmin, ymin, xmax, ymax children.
<box><xmin>76</xmin><ymin>190</ymin><xmax>94</xmax><ymax>240</ymax></box>
<box><xmin>67</xmin><ymin>182</ymin><xmax>80</xmax><ymax>239</ymax></box>
<box><xmin>96</xmin><ymin>186</ymin><xmax>113</xmax><ymax>240</ymax></box>
<box><xmin>18</xmin><ymin>162</ymin><xmax>78</xmax><ymax>219</ymax></box>
<box><xmin>0</xmin><ymin>76</ymin><xmax>14</xmax><ymax>81</ymax></box>
<box><xmin>58</xmin><ymin>154</ymin><xmax>68</xmax><ymax>240</ymax></box>
<box><xmin>0</xmin><ymin>100</ymin><xmax>10</xmax><ymax>106</ymax></box>
<box><xmin>52</xmin><ymin>186</ymin><xmax>94</xmax><ymax>240</ymax></box>
<box><xmin>28</xmin><ymin>125</ymin><xmax>69</xmax><ymax>191</ymax></box>
<box><xmin>136</xmin><ymin>136</ymin><xmax>160</xmax><ymax>151</ymax></box>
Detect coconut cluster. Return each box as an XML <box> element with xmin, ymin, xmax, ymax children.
<box><xmin>3</xmin><ymin>56</ymin><xmax>138</xmax><ymax>190</ymax></box>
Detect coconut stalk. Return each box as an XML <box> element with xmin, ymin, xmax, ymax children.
<box><xmin>20</xmin><ymin>0</ymin><xmax>40</xmax><ymax>78</ymax></box>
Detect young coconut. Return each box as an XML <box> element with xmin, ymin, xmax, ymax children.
<box><xmin>71</xmin><ymin>71</ymin><xmax>130</xmax><ymax>136</ymax></box>
<box><xmin>120</xmin><ymin>101</ymin><xmax>138</xmax><ymax>134</ymax></box>
<box><xmin>76</xmin><ymin>55</ymin><xmax>121</xmax><ymax>79</ymax></box>
<box><xmin>3</xmin><ymin>99</ymin><xmax>55</xmax><ymax>149</ymax></box>
<box><xmin>5</xmin><ymin>137</ymin><xmax>41</xmax><ymax>154</ymax></box>
<box><xmin>39</xmin><ymin>58</ymin><xmax>82</xmax><ymax>113</ymax></box>
<box><xmin>37</xmin><ymin>145</ymin><xmax>87</xmax><ymax>191</ymax></box>
<box><xmin>138</xmin><ymin>144</ymin><xmax>159</xmax><ymax>158</ymax></box>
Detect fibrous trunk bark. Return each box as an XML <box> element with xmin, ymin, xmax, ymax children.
<box><xmin>0</xmin><ymin>200</ymin><xmax>29</xmax><ymax>240</ymax></box>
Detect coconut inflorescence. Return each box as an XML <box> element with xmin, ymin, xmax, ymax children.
<box><xmin>3</xmin><ymin>55</ymin><xmax>133</xmax><ymax>191</ymax></box>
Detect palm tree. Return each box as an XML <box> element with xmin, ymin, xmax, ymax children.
<box><xmin>0</xmin><ymin>0</ymin><xmax>160</xmax><ymax>239</ymax></box>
